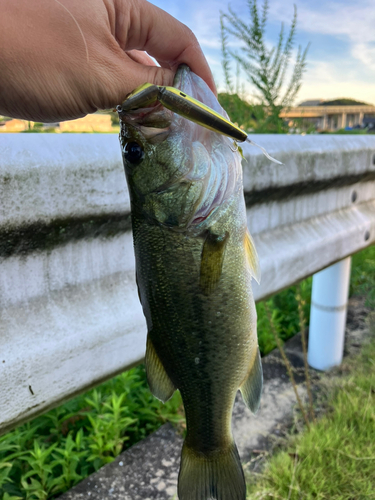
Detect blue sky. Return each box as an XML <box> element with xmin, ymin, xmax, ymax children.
<box><xmin>151</xmin><ymin>0</ymin><xmax>375</xmax><ymax>105</ymax></box>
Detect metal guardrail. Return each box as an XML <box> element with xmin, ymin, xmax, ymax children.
<box><xmin>1</xmin><ymin>133</ymin><xmax>374</xmax><ymax>435</ymax></box>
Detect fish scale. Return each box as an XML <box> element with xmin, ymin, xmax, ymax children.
<box><xmin>119</xmin><ymin>65</ymin><xmax>263</xmax><ymax>500</ymax></box>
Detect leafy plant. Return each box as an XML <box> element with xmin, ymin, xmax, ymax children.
<box><xmin>220</xmin><ymin>0</ymin><xmax>309</xmax><ymax>132</ymax></box>
<box><xmin>217</xmin><ymin>92</ymin><xmax>256</xmax><ymax>130</ymax></box>
<box><xmin>256</xmin><ymin>277</ymin><xmax>312</xmax><ymax>355</ymax></box>
<box><xmin>85</xmin><ymin>392</ymin><xmax>136</xmax><ymax>468</ymax></box>
<box><xmin>0</xmin><ymin>365</ymin><xmax>184</xmax><ymax>500</ymax></box>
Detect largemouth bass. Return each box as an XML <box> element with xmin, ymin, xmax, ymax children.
<box><xmin>119</xmin><ymin>65</ymin><xmax>262</xmax><ymax>500</ymax></box>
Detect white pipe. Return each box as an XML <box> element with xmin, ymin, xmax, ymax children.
<box><xmin>307</xmin><ymin>257</ymin><xmax>351</xmax><ymax>370</ymax></box>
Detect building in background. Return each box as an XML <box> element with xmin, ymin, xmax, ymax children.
<box><xmin>2</xmin><ymin>104</ymin><xmax>374</xmax><ymax>134</ymax></box>
<box><xmin>280</xmin><ymin>101</ymin><xmax>375</xmax><ymax>131</ymax></box>
<box><xmin>0</xmin><ymin>119</ymin><xmax>28</xmax><ymax>132</ymax></box>
<box><xmin>59</xmin><ymin>114</ymin><xmax>113</xmax><ymax>133</ymax></box>
<box><xmin>0</xmin><ymin>113</ymin><xmax>115</xmax><ymax>133</ymax></box>
<box><xmin>363</xmin><ymin>116</ymin><xmax>375</xmax><ymax>132</ymax></box>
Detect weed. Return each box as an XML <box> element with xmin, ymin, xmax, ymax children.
<box><xmin>296</xmin><ymin>286</ymin><xmax>316</xmax><ymax>424</ymax></box>
<box><xmin>264</xmin><ymin>301</ymin><xmax>311</xmax><ymax>430</ymax></box>
<box><xmin>257</xmin><ymin>277</ymin><xmax>312</xmax><ymax>355</ymax></box>
<box><xmin>350</xmin><ymin>244</ymin><xmax>375</xmax><ymax>309</ymax></box>
<box><xmin>247</xmin><ymin>335</ymin><xmax>375</xmax><ymax>499</ymax></box>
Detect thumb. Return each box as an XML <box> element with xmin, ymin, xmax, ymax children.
<box><xmin>90</xmin><ymin>48</ymin><xmax>175</xmax><ymax>111</ymax></box>
<box><xmin>125</xmin><ymin>49</ymin><xmax>176</xmax><ymax>86</ymax></box>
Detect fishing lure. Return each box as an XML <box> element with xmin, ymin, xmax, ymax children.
<box><xmin>117</xmin><ymin>83</ymin><xmax>282</xmax><ymax>165</ymax></box>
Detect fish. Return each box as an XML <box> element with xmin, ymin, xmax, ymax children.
<box><xmin>118</xmin><ymin>65</ymin><xmax>263</xmax><ymax>500</ymax></box>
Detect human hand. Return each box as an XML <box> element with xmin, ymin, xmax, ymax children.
<box><xmin>0</xmin><ymin>0</ymin><xmax>216</xmax><ymax>122</ymax></box>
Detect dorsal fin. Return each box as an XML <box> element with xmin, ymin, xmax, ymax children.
<box><xmin>245</xmin><ymin>230</ymin><xmax>261</xmax><ymax>284</ymax></box>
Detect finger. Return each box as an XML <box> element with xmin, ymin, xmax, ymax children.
<box><xmin>90</xmin><ymin>45</ymin><xmax>175</xmax><ymax>109</ymax></box>
<box><xmin>156</xmin><ymin>60</ymin><xmax>172</xmax><ymax>70</ymax></box>
<box><xmin>117</xmin><ymin>0</ymin><xmax>216</xmax><ymax>95</ymax></box>
<box><xmin>118</xmin><ymin>53</ymin><xmax>175</xmax><ymax>90</ymax></box>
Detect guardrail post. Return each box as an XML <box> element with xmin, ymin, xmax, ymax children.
<box><xmin>307</xmin><ymin>257</ymin><xmax>352</xmax><ymax>370</ymax></box>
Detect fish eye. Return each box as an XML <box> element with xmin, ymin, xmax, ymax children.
<box><xmin>124</xmin><ymin>141</ymin><xmax>144</xmax><ymax>164</ymax></box>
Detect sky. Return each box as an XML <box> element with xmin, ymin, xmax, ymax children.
<box><xmin>150</xmin><ymin>0</ymin><xmax>375</xmax><ymax>106</ymax></box>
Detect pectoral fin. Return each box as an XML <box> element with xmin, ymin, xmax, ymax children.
<box><xmin>245</xmin><ymin>230</ymin><xmax>261</xmax><ymax>284</ymax></box>
<box><xmin>200</xmin><ymin>231</ymin><xmax>229</xmax><ymax>295</ymax></box>
<box><xmin>145</xmin><ymin>336</ymin><xmax>176</xmax><ymax>403</ymax></box>
<box><xmin>240</xmin><ymin>347</ymin><xmax>263</xmax><ymax>414</ymax></box>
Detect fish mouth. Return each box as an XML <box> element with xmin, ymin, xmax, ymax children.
<box><xmin>119</xmin><ymin>102</ymin><xmax>173</xmax><ymax>144</ymax></box>
<box><xmin>117</xmin><ymin>66</ymin><xmax>191</xmax><ymax>143</ymax></box>
<box><xmin>118</xmin><ymin>65</ymin><xmax>222</xmax><ymax>145</ymax></box>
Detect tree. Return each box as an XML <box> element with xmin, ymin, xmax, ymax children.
<box><xmin>218</xmin><ymin>92</ymin><xmax>257</xmax><ymax>130</ymax></box>
<box><xmin>320</xmin><ymin>99</ymin><xmax>369</xmax><ymax>106</ymax></box>
<box><xmin>220</xmin><ymin>0</ymin><xmax>309</xmax><ymax>132</ymax></box>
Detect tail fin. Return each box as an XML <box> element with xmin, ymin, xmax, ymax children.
<box><xmin>178</xmin><ymin>441</ymin><xmax>246</xmax><ymax>500</ymax></box>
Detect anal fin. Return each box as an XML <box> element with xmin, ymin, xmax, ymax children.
<box><xmin>240</xmin><ymin>347</ymin><xmax>263</xmax><ymax>414</ymax></box>
<box><xmin>145</xmin><ymin>336</ymin><xmax>176</xmax><ymax>403</ymax></box>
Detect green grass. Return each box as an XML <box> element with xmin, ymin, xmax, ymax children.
<box><xmin>256</xmin><ymin>277</ymin><xmax>312</xmax><ymax>355</ymax></box>
<box><xmin>350</xmin><ymin>244</ymin><xmax>375</xmax><ymax>309</ymax></box>
<box><xmin>247</xmin><ymin>331</ymin><xmax>375</xmax><ymax>500</ymax></box>
<box><xmin>333</xmin><ymin>128</ymin><xmax>369</xmax><ymax>134</ymax></box>
<box><xmin>0</xmin><ymin>244</ymin><xmax>373</xmax><ymax>499</ymax></box>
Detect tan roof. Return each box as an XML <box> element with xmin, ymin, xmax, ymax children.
<box><xmin>60</xmin><ymin>114</ymin><xmax>113</xmax><ymax>132</ymax></box>
<box><xmin>281</xmin><ymin>105</ymin><xmax>375</xmax><ymax>119</ymax></box>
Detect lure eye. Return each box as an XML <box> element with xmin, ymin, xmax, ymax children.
<box><xmin>124</xmin><ymin>141</ymin><xmax>144</xmax><ymax>164</ymax></box>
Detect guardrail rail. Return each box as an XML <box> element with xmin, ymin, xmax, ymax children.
<box><xmin>1</xmin><ymin>133</ymin><xmax>374</xmax><ymax>435</ymax></box>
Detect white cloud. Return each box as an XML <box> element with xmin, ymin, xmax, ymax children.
<box><xmin>298</xmin><ymin>61</ymin><xmax>375</xmax><ymax>104</ymax></box>
<box><xmin>351</xmin><ymin>42</ymin><xmax>375</xmax><ymax>70</ymax></box>
<box><xmin>269</xmin><ymin>0</ymin><xmax>375</xmax><ymax>71</ymax></box>
<box><xmin>298</xmin><ymin>80</ymin><xmax>375</xmax><ymax>105</ymax></box>
<box><xmin>198</xmin><ymin>38</ymin><xmax>221</xmax><ymax>49</ymax></box>
<box><xmin>205</xmin><ymin>55</ymin><xmax>221</xmax><ymax>66</ymax></box>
